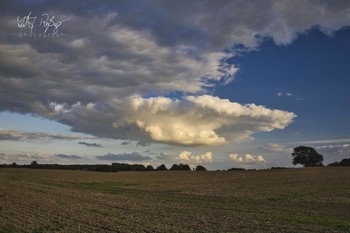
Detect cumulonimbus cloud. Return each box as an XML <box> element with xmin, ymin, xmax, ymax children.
<box><xmin>35</xmin><ymin>95</ymin><xmax>295</xmax><ymax>146</ymax></box>
<box><xmin>114</xmin><ymin>95</ymin><xmax>296</xmax><ymax>145</ymax></box>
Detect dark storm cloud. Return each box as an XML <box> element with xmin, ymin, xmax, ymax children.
<box><xmin>136</xmin><ymin>141</ymin><xmax>150</xmax><ymax>147</ymax></box>
<box><xmin>120</xmin><ymin>141</ymin><xmax>131</xmax><ymax>145</ymax></box>
<box><xmin>3</xmin><ymin>0</ymin><xmax>347</xmax><ymax>48</ymax></box>
<box><xmin>0</xmin><ymin>1</ymin><xmax>350</xmax><ymax>144</ymax></box>
<box><xmin>96</xmin><ymin>152</ymin><xmax>151</xmax><ymax>161</ymax></box>
<box><xmin>55</xmin><ymin>154</ymin><xmax>82</xmax><ymax>159</ymax></box>
<box><xmin>78</xmin><ymin>141</ymin><xmax>103</xmax><ymax>147</ymax></box>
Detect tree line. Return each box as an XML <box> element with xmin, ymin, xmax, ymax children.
<box><xmin>0</xmin><ymin>161</ymin><xmax>208</xmax><ymax>172</ymax></box>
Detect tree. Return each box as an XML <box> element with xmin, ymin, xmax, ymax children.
<box><xmin>146</xmin><ymin>165</ymin><xmax>154</xmax><ymax>171</ymax></box>
<box><xmin>31</xmin><ymin>161</ymin><xmax>38</xmax><ymax>167</ymax></box>
<box><xmin>156</xmin><ymin>164</ymin><xmax>168</xmax><ymax>171</ymax></box>
<box><xmin>195</xmin><ymin>165</ymin><xmax>207</xmax><ymax>171</ymax></box>
<box><xmin>292</xmin><ymin>146</ymin><xmax>324</xmax><ymax>167</ymax></box>
<box><xmin>170</xmin><ymin>164</ymin><xmax>180</xmax><ymax>170</ymax></box>
<box><xmin>179</xmin><ymin>164</ymin><xmax>191</xmax><ymax>170</ymax></box>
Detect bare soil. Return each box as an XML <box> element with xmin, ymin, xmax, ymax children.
<box><xmin>0</xmin><ymin>167</ymin><xmax>349</xmax><ymax>232</ymax></box>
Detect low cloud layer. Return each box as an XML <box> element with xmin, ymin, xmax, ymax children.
<box><xmin>316</xmin><ymin>144</ymin><xmax>350</xmax><ymax>155</ymax></box>
<box><xmin>0</xmin><ymin>128</ymin><xmax>94</xmax><ymax>142</ymax></box>
<box><xmin>96</xmin><ymin>152</ymin><xmax>151</xmax><ymax>161</ymax></box>
<box><xmin>261</xmin><ymin>143</ymin><xmax>293</xmax><ymax>154</ymax></box>
<box><xmin>0</xmin><ymin>152</ymin><xmax>81</xmax><ymax>164</ymax></box>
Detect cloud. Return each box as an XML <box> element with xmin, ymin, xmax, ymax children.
<box><xmin>277</xmin><ymin>92</ymin><xmax>293</xmax><ymax>97</ymax></box>
<box><xmin>120</xmin><ymin>141</ymin><xmax>131</xmax><ymax>145</ymax></box>
<box><xmin>0</xmin><ymin>128</ymin><xmax>94</xmax><ymax>142</ymax></box>
<box><xmin>157</xmin><ymin>152</ymin><xmax>172</xmax><ymax>161</ymax></box>
<box><xmin>55</xmin><ymin>154</ymin><xmax>82</xmax><ymax>159</ymax></box>
<box><xmin>0</xmin><ymin>22</ymin><xmax>235</xmax><ymax>112</ymax></box>
<box><xmin>2</xmin><ymin>0</ymin><xmax>350</xmax><ymax>49</ymax></box>
<box><xmin>78</xmin><ymin>141</ymin><xmax>103</xmax><ymax>147</ymax></box>
<box><xmin>261</xmin><ymin>143</ymin><xmax>293</xmax><ymax>153</ymax></box>
<box><xmin>25</xmin><ymin>95</ymin><xmax>295</xmax><ymax>146</ymax></box>
<box><xmin>228</xmin><ymin>154</ymin><xmax>266</xmax><ymax>164</ymax></box>
<box><xmin>115</xmin><ymin>95</ymin><xmax>295</xmax><ymax>145</ymax></box>
<box><xmin>316</xmin><ymin>144</ymin><xmax>350</xmax><ymax>155</ymax></box>
<box><xmin>296</xmin><ymin>138</ymin><xmax>350</xmax><ymax>145</ymax></box>
<box><xmin>1</xmin><ymin>0</ymin><xmax>348</xmax><ymax>145</ymax></box>
<box><xmin>176</xmin><ymin>151</ymin><xmax>213</xmax><ymax>163</ymax></box>
<box><xmin>277</xmin><ymin>91</ymin><xmax>303</xmax><ymax>100</ymax></box>
<box><xmin>0</xmin><ymin>152</ymin><xmax>55</xmax><ymax>164</ymax></box>
<box><xmin>136</xmin><ymin>141</ymin><xmax>150</xmax><ymax>147</ymax></box>
<box><xmin>96</xmin><ymin>152</ymin><xmax>151</xmax><ymax>161</ymax></box>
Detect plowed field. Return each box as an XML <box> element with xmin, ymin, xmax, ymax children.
<box><xmin>0</xmin><ymin>167</ymin><xmax>349</xmax><ymax>232</ymax></box>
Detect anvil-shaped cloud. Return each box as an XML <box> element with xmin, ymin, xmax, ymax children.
<box><xmin>115</xmin><ymin>95</ymin><xmax>296</xmax><ymax>145</ymax></box>
<box><xmin>36</xmin><ymin>95</ymin><xmax>296</xmax><ymax>146</ymax></box>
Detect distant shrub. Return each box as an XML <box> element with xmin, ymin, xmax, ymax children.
<box><xmin>111</xmin><ymin>163</ymin><xmax>145</xmax><ymax>171</ymax></box>
<box><xmin>271</xmin><ymin>167</ymin><xmax>288</xmax><ymax>169</ymax></box>
<box><xmin>146</xmin><ymin>165</ymin><xmax>154</xmax><ymax>171</ymax></box>
<box><xmin>227</xmin><ymin>168</ymin><xmax>245</xmax><ymax>171</ymax></box>
<box><xmin>31</xmin><ymin>161</ymin><xmax>38</xmax><ymax>167</ymax></box>
<box><xmin>170</xmin><ymin>164</ymin><xmax>179</xmax><ymax>170</ymax></box>
<box><xmin>180</xmin><ymin>164</ymin><xmax>191</xmax><ymax>170</ymax></box>
<box><xmin>328</xmin><ymin>158</ymin><xmax>350</xmax><ymax>166</ymax></box>
<box><xmin>96</xmin><ymin>164</ymin><xmax>112</xmax><ymax>172</ymax></box>
<box><xmin>156</xmin><ymin>164</ymin><xmax>168</xmax><ymax>171</ymax></box>
<box><xmin>195</xmin><ymin>165</ymin><xmax>207</xmax><ymax>171</ymax></box>
<box><xmin>170</xmin><ymin>164</ymin><xmax>191</xmax><ymax>170</ymax></box>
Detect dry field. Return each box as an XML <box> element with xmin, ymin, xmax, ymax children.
<box><xmin>0</xmin><ymin>167</ymin><xmax>349</xmax><ymax>232</ymax></box>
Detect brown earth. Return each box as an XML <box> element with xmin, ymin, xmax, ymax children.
<box><xmin>0</xmin><ymin>167</ymin><xmax>349</xmax><ymax>232</ymax></box>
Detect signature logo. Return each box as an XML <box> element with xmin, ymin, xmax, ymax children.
<box><xmin>17</xmin><ymin>12</ymin><xmax>70</xmax><ymax>37</ymax></box>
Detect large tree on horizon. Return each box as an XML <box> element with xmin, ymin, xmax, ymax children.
<box><xmin>292</xmin><ymin>146</ymin><xmax>324</xmax><ymax>167</ymax></box>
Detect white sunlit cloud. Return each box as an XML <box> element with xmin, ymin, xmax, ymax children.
<box><xmin>176</xmin><ymin>151</ymin><xmax>213</xmax><ymax>164</ymax></box>
<box><xmin>228</xmin><ymin>153</ymin><xmax>266</xmax><ymax>164</ymax></box>
<box><xmin>277</xmin><ymin>92</ymin><xmax>293</xmax><ymax>97</ymax></box>
<box><xmin>115</xmin><ymin>95</ymin><xmax>296</xmax><ymax>146</ymax></box>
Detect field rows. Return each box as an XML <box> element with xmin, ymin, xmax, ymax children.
<box><xmin>0</xmin><ymin>167</ymin><xmax>350</xmax><ymax>232</ymax></box>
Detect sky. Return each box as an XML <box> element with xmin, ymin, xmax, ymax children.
<box><xmin>0</xmin><ymin>0</ymin><xmax>349</xmax><ymax>170</ymax></box>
